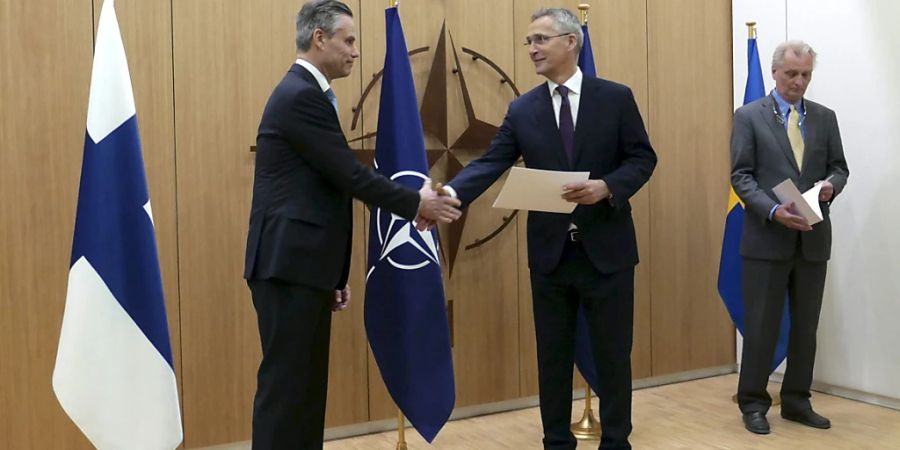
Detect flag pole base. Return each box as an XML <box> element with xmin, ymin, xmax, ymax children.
<box><xmin>572</xmin><ymin>384</ymin><xmax>601</xmax><ymax>439</ymax></box>
<box><xmin>571</xmin><ymin>407</ymin><xmax>601</xmax><ymax>439</ymax></box>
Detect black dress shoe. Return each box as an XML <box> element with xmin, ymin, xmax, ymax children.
<box><xmin>781</xmin><ymin>409</ymin><xmax>831</xmax><ymax>429</ymax></box>
<box><xmin>742</xmin><ymin>411</ymin><xmax>770</xmax><ymax>434</ymax></box>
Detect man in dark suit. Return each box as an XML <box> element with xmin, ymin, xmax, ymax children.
<box><xmin>731</xmin><ymin>40</ymin><xmax>849</xmax><ymax>435</ymax></box>
<box><xmin>435</xmin><ymin>8</ymin><xmax>656</xmax><ymax>449</ymax></box>
<box><xmin>243</xmin><ymin>1</ymin><xmax>461</xmax><ymax>448</ymax></box>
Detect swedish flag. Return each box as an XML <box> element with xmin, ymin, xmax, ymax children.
<box><xmin>719</xmin><ymin>31</ymin><xmax>789</xmax><ymax>372</ymax></box>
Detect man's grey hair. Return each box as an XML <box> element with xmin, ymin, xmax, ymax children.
<box><xmin>772</xmin><ymin>40</ymin><xmax>817</xmax><ymax>69</ymax></box>
<box><xmin>531</xmin><ymin>8</ymin><xmax>584</xmax><ymax>51</ymax></box>
<box><xmin>295</xmin><ymin>0</ymin><xmax>353</xmax><ymax>52</ymax></box>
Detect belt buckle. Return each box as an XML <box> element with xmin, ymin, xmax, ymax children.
<box><xmin>569</xmin><ymin>230</ymin><xmax>579</xmax><ymax>242</ymax></box>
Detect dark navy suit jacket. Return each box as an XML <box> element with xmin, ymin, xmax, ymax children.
<box><xmin>449</xmin><ymin>76</ymin><xmax>657</xmax><ymax>274</ymax></box>
<box><xmin>244</xmin><ymin>64</ymin><xmax>419</xmax><ymax>290</ymax></box>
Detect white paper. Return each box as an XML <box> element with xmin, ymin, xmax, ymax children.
<box><xmin>772</xmin><ymin>179</ymin><xmax>823</xmax><ymax>225</ymax></box>
<box><xmin>492</xmin><ymin>167</ymin><xmax>590</xmax><ymax>214</ymax></box>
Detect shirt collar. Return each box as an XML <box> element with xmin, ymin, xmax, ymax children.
<box><xmin>771</xmin><ymin>88</ymin><xmax>804</xmax><ymax>116</ymax></box>
<box><xmin>296</xmin><ymin>58</ymin><xmax>331</xmax><ymax>93</ymax></box>
<box><xmin>547</xmin><ymin>68</ymin><xmax>583</xmax><ymax>96</ymax></box>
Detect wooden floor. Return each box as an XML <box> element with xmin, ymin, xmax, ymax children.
<box><xmin>324</xmin><ymin>374</ymin><xmax>900</xmax><ymax>449</ymax></box>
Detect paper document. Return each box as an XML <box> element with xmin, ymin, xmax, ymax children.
<box><xmin>493</xmin><ymin>167</ymin><xmax>590</xmax><ymax>214</ymax></box>
<box><xmin>772</xmin><ymin>179</ymin><xmax>824</xmax><ymax>225</ymax></box>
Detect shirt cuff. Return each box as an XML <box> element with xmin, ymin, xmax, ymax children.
<box><xmin>443</xmin><ymin>185</ymin><xmax>458</xmax><ymax>199</ymax></box>
<box><xmin>768</xmin><ymin>204</ymin><xmax>779</xmax><ymax>221</ymax></box>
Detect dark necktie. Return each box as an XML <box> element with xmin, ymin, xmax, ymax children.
<box><xmin>556</xmin><ymin>85</ymin><xmax>575</xmax><ymax>166</ymax></box>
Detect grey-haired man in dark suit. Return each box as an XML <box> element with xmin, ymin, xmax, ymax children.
<box><xmin>731</xmin><ymin>40</ymin><xmax>849</xmax><ymax>435</ymax></box>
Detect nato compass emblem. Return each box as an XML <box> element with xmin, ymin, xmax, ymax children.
<box><xmin>366</xmin><ymin>170</ymin><xmax>441</xmax><ymax>280</ymax></box>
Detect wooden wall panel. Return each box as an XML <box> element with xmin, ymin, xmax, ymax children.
<box><xmin>647</xmin><ymin>0</ymin><xmax>736</xmax><ymax>375</ymax></box>
<box><xmin>443</xmin><ymin>0</ymin><xmax>520</xmax><ymax>410</ymax></box>
<box><xmin>589</xmin><ymin>0</ymin><xmax>653</xmax><ymax>382</ymax></box>
<box><xmin>0</xmin><ymin>0</ymin><xmax>93</xmax><ymax>447</ymax></box>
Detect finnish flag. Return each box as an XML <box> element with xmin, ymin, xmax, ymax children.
<box><xmin>52</xmin><ymin>1</ymin><xmax>183</xmax><ymax>448</ymax></box>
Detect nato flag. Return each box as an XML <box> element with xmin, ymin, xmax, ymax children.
<box><xmin>364</xmin><ymin>6</ymin><xmax>455</xmax><ymax>443</ymax></box>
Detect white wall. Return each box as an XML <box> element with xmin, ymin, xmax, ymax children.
<box><xmin>732</xmin><ymin>0</ymin><xmax>900</xmax><ymax>404</ymax></box>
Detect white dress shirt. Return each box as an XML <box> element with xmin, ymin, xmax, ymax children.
<box><xmin>295</xmin><ymin>58</ymin><xmax>330</xmax><ymax>93</ymax></box>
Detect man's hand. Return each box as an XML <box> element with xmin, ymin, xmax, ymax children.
<box><xmin>818</xmin><ymin>180</ymin><xmax>834</xmax><ymax>202</ymax></box>
<box><xmin>333</xmin><ymin>286</ymin><xmax>351</xmax><ymax>312</ymax></box>
<box><xmin>773</xmin><ymin>202</ymin><xmax>813</xmax><ymax>231</ymax></box>
<box><xmin>415</xmin><ymin>182</ymin><xmax>452</xmax><ymax>231</ymax></box>
<box><xmin>562</xmin><ymin>179</ymin><xmax>611</xmax><ymax>205</ymax></box>
<box><xmin>416</xmin><ymin>179</ymin><xmax>461</xmax><ymax>231</ymax></box>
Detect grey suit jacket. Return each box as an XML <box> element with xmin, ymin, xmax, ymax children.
<box><xmin>730</xmin><ymin>94</ymin><xmax>849</xmax><ymax>261</ymax></box>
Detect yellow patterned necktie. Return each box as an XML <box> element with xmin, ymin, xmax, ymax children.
<box><xmin>787</xmin><ymin>104</ymin><xmax>804</xmax><ymax>171</ymax></box>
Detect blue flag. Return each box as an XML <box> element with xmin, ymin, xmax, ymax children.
<box><xmin>571</xmin><ymin>23</ymin><xmax>601</xmax><ymax>397</ymax></box>
<box><xmin>578</xmin><ymin>24</ymin><xmax>597</xmax><ymax>78</ymax></box>
<box><xmin>718</xmin><ymin>34</ymin><xmax>790</xmax><ymax>373</ymax></box>
<box><xmin>364</xmin><ymin>7</ymin><xmax>455</xmax><ymax>443</ymax></box>
<box><xmin>52</xmin><ymin>1</ymin><xmax>183</xmax><ymax>448</ymax></box>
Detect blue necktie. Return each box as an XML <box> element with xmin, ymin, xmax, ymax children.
<box><xmin>556</xmin><ymin>85</ymin><xmax>575</xmax><ymax>166</ymax></box>
<box><xmin>325</xmin><ymin>88</ymin><xmax>338</xmax><ymax>115</ymax></box>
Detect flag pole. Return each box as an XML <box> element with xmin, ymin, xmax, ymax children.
<box><xmin>396</xmin><ymin>409</ymin><xmax>408</xmax><ymax>450</ymax></box>
<box><xmin>393</xmin><ymin>2</ymin><xmax>404</xmax><ymax>445</ymax></box>
<box><xmin>571</xmin><ymin>6</ymin><xmax>602</xmax><ymax>440</ymax></box>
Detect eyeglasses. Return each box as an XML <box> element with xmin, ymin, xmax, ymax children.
<box><xmin>523</xmin><ymin>33</ymin><xmax>572</xmax><ymax>46</ymax></box>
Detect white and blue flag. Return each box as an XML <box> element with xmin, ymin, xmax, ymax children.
<box><xmin>52</xmin><ymin>1</ymin><xmax>183</xmax><ymax>448</ymax></box>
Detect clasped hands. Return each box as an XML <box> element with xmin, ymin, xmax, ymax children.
<box><xmin>415</xmin><ymin>179</ymin><xmax>462</xmax><ymax>231</ymax></box>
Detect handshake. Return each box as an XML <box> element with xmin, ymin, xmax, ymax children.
<box><xmin>415</xmin><ymin>179</ymin><xmax>462</xmax><ymax>231</ymax></box>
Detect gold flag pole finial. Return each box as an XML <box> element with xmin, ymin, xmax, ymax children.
<box><xmin>746</xmin><ymin>21</ymin><xmax>757</xmax><ymax>39</ymax></box>
<box><xmin>578</xmin><ymin>4</ymin><xmax>591</xmax><ymax>26</ymax></box>
<box><xmin>391</xmin><ymin>0</ymin><xmax>399</xmax><ymax>8</ymax></box>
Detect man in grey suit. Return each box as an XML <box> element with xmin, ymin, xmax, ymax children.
<box><xmin>731</xmin><ymin>40</ymin><xmax>849</xmax><ymax>435</ymax></box>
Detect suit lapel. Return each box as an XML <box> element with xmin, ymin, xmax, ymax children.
<box><xmin>760</xmin><ymin>95</ymin><xmax>801</xmax><ymax>174</ymax></box>
<box><xmin>533</xmin><ymin>86</ymin><xmax>570</xmax><ymax>169</ymax></box>
<box><xmin>572</xmin><ymin>78</ymin><xmax>596</xmax><ymax>168</ymax></box>
<box><xmin>800</xmin><ymin>101</ymin><xmax>818</xmax><ymax>172</ymax></box>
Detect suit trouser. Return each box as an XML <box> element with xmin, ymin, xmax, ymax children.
<box><xmin>530</xmin><ymin>239</ymin><xmax>635</xmax><ymax>450</ymax></box>
<box><xmin>248</xmin><ymin>279</ymin><xmax>333</xmax><ymax>450</ymax></box>
<box><xmin>737</xmin><ymin>254</ymin><xmax>827</xmax><ymax>414</ymax></box>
